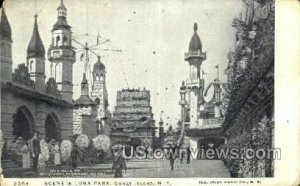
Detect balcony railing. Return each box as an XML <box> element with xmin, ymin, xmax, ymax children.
<box><xmin>184</xmin><ymin>50</ymin><xmax>206</xmax><ymax>60</ymax></box>
<box><xmin>189</xmin><ymin>118</ymin><xmax>224</xmax><ymax>129</ymax></box>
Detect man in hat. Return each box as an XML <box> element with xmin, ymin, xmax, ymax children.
<box><xmin>31</xmin><ymin>131</ymin><xmax>41</xmax><ymax>172</ymax></box>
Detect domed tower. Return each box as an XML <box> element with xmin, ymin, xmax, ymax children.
<box><xmin>184</xmin><ymin>23</ymin><xmax>206</xmax><ymax>128</ymax></box>
<box><xmin>48</xmin><ymin>0</ymin><xmax>76</xmax><ymax>102</ymax></box>
<box><xmin>26</xmin><ymin>15</ymin><xmax>46</xmax><ymax>93</ymax></box>
<box><xmin>91</xmin><ymin>56</ymin><xmax>108</xmax><ymax>133</ymax></box>
<box><xmin>0</xmin><ymin>8</ymin><xmax>12</xmax><ymax>82</ymax></box>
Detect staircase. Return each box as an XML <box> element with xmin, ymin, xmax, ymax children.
<box><xmin>1</xmin><ymin>159</ymin><xmax>20</xmax><ymax>169</ymax></box>
<box><xmin>1</xmin><ymin>158</ymin><xmax>34</xmax><ymax>178</ymax></box>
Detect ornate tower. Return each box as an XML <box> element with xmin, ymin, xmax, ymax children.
<box><xmin>48</xmin><ymin>0</ymin><xmax>76</xmax><ymax>102</ymax></box>
<box><xmin>158</xmin><ymin>117</ymin><xmax>164</xmax><ymax>145</ymax></box>
<box><xmin>184</xmin><ymin>23</ymin><xmax>206</xmax><ymax>128</ymax></box>
<box><xmin>26</xmin><ymin>15</ymin><xmax>46</xmax><ymax>93</ymax></box>
<box><xmin>91</xmin><ymin>57</ymin><xmax>108</xmax><ymax>133</ymax></box>
<box><xmin>0</xmin><ymin>8</ymin><xmax>12</xmax><ymax>83</ymax></box>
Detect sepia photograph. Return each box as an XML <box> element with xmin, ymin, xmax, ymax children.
<box><xmin>0</xmin><ymin>0</ymin><xmax>298</xmax><ymax>185</ymax></box>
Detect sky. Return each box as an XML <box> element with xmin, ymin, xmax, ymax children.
<box><xmin>3</xmin><ymin>0</ymin><xmax>244</xmax><ymax>129</ymax></box>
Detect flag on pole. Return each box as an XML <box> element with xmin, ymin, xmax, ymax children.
<box><xmin>215</xmin><ymin>64</ymin><xmax>219</xmax><ymax>69</ymax></box>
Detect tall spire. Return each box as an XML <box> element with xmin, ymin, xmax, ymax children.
<box><xmin>75</xmin><ymin>72</ymin><xmax>94</xmax><ymax>106</ymax></box>
<box><xmin>27</xmin><ymin>14</ymin><xmax>45</xmax><ymax>58</ymax></box>
<box><xmin>81</xmin><ymin>73</ymin><xmax>89</xmax><ymax>96</ymax></box>
<box><xmin>0</xmin><ymin>8</ymin><xmax>12</xmax><ymax>41</ymax></box>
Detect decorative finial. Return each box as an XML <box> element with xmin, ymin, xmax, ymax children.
<box><xmin>34</xmin><ymin>14</ymin><xmax>38</xmax><ymax>27</ymax></box>
<box><xmin>194</xmin><ymin>23</ymin><xmax>198</xmax><ymax>32</ymax></box>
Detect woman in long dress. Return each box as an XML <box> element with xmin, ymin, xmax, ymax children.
<box><xmin>54</xmin><ymin>142</ymin><xmax>61</xmax><ymax>165</ymax></box>
<box><xmin>21</xmin><ymin>142</ymin><xmax>30</xmax><ymax>169</ymax></box>
<box><xmin>37</xmin><ymin>139</ymin><xmax>49</xmax><ymax>174</ymax></box>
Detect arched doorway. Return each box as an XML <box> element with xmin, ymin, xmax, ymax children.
<box><xmin>12</xmin><ymin>106</ymin><xmax>35</xmax><ymax>140</ymax></box>
<box><xmin>45</xmin><ymin>113</ymin><xmax>61</xmax><ymax>142</ymax></box>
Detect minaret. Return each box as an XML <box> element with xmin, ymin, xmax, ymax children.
<box><xmin>48</xmin><ymin>0</ymin><xmax>75</xmax><ymax>102</ymax></box>
<box><xmin>91</xmin><ymin>57</ymin><xmax>108</xmax><ymax>133</ymax></box>
<box><xmin>0</xmin><ymin>8</ymin><xmax>12</xmax><ymax>83</ymax></box>
<box><xmin>26</xmin><ymin>15</ymin><xmax>46</xmax><ymax>93</ymax></box>
<box><xmin>184</xmin><ymin>23</ymin><xmax>206</xmax><ymax>128</ymax></box>
<box><xmin>158</xmin><ymin>117</ymin><xmax>164</xmax><ymax>145</ymax></box>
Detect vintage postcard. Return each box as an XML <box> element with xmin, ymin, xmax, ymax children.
<box><xmin>0</xmin><ymin>0</ymin><xmax>299</xmax><ymax>185</ymax></box>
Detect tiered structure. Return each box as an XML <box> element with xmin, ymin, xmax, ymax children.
<box><xmin>178</xmin><ymin>23</ymin><xmax>225</xmax><ymax>151</ymax></box>
<box><xmin>110</xmin><ymin>88</ymin><xmax>155</xmax><ymax>147</ymax></box>
<box><xmin>220</xmin><ymin>0</ymin><xmax>274</xmax><ymax>177</ymax></box>
<box><xmin>48</xmin><ymin>0</ymin><xmax>76</xmax><ymax>102</ymax></box>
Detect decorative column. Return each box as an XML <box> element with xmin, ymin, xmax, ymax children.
<box><xmin>178</xmin><ymin>81</ymin><xmax>187</xmax><ymax>146</ymax></box>
<box><xmin>0</xmin><ymin>130</ymin><xmax>3</xmax><ymax>178</ymax></box>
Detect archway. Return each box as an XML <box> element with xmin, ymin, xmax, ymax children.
<box><xmin>12</xmin><ymin>106</ymin><xmax>35</xmax><ymax>140</ymax></box>
<box><xmin>45</xmin><ymin>113</ymin><xmax>61</xmax><ymax>142</ymax></box>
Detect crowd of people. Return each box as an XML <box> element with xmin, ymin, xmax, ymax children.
<box><xmin>5</xmin><ymin>131</ymin><xmax>61</xmax><ymax>172</ymax></box>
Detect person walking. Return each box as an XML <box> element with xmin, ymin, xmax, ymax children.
<box><xmin>112</xmin><ymin>148</ymin><xmax>127</xmax><ymax>177</ymax></box>
<box><xmin>186</xmin><ymin>147</ymin><xmax>191</xmax><ymax>164</ymax></box>
<box><xmin>167</xmin><ymin>145</ymin><xmax>176</xmax><ymax>171</ymax></box>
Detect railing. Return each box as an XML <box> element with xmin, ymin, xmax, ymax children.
<box><xmin>189</xmin><ymin>118</ymin><xmax>224</xmax><ymax>129</ymax></box>
<box><xmin>185</xmin><ymin>78</ymin><xmax>204</xmax><ymax>87</ymax></box>
<box><xmin>184</xmin><ymin>50</ymin><xmax>206</xmax><ymax>60</ymax></box>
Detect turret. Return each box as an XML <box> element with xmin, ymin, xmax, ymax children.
<box><xmin>26</xmin><ymin>15</ymin><xmax>46</xmax><ymax>93</ymax></box>
<box><xmin>75</xmin><ymin>73</ymin><xmax>94</xmax><ymax>106</ymax></box>
<box><xmin>0</xmin><ymin>8</ymin><xmax>13</xmax><ymax>82</ymax></box>
<box><xmin>81</xmin><ymin>73</ymin><xmax>89</xmax><ymax>96</ymax></box>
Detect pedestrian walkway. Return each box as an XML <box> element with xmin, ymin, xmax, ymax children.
<box><xmin>123</xmin><ymin>159</ymin><xmax>230</xmax><ymax>178</ymax></box>
<box><xmin>79</xmin><ymin>159</ymin><xmax>230</xmax><ymax>178</ymax></box>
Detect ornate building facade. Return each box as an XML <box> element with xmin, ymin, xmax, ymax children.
<box><xmin>220</xmin><ymin>0</ymin><xmax>274</xmax><ymax>177</ymax></box>
<box><xmin>0</xmin><ymin>1</ymin><xmax>75</xmax><ymax>173</ymax></box>
<box><xmin>0</xmin><ymin>0</ymin><xmax>111</xmax><ymax>174</ymax></box>
<box><xmin>110</xmin><ymin>88</ymin><xmax>155</xmax><ymax>147</ymax></box>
